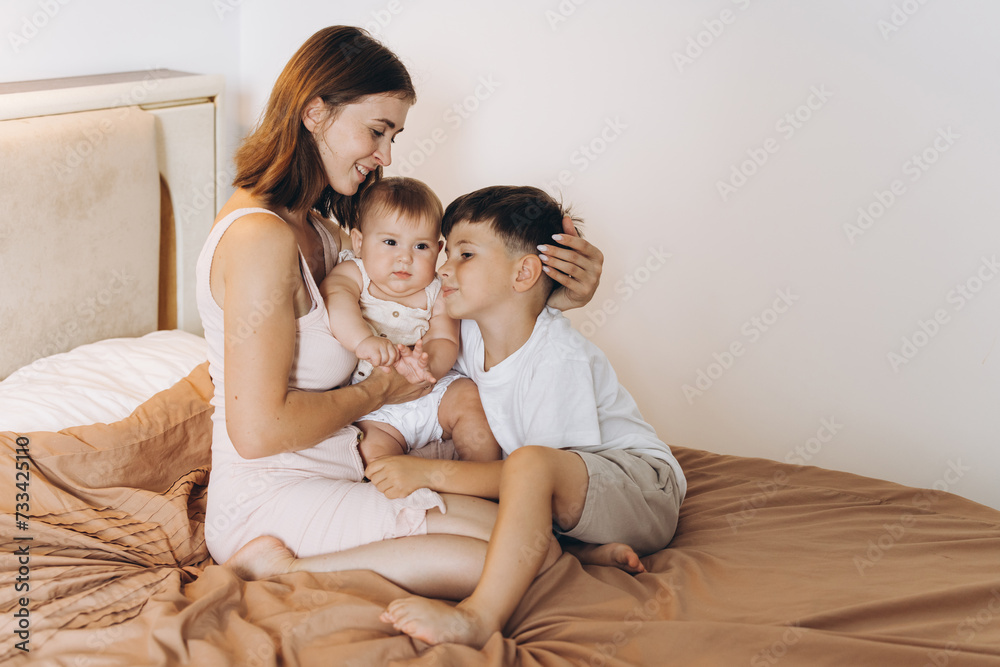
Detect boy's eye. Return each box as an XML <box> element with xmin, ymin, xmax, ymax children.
<box><xmin>383</xmin><ymin>239</ymin><xmax>396</xmax><ymax>246</ymax></box>
<box><xmin>461</xmin><ymin>252</ymin><xmax>473</xmax><ymax>260</ymax></box>
<box><xmin>415</xmin><ymin>243</ymin><xmax>430</xmax><ymax>250</ymax></box>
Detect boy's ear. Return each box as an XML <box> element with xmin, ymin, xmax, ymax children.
<box><xmin>302</xmin><ymin>96</ymin><xmax>326</xmax><ymax>132</ymax></box>
<box><xmin>512</xmin><ymin>254</ymin><xmax>545</xmax><ymax>293</ymax></box>
<box><xmin>350</xmin><ymin>228</ymin><xmax>364</xmax><ymax>255</ymax></box>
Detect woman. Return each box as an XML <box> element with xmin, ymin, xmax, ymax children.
<box><xmin>197</xmin><ymin>26</ymin><xmax>604</xmax><ymax>599</ymax></box>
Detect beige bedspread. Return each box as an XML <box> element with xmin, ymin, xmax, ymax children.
<box><xmin>3</xmin><ymin>363</ymin><xmax>1000</xmax><ymax>666</ymax></box>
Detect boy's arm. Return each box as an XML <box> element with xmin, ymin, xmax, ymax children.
<box><xmin>365</xmin><ymin>456</ymin><xmax>504</xmax><ymax>500</ymax></box>
<box><xmin>420</xmin><ymin>294</ymin><xmax>460</xmax><ymax>379</ymax></box>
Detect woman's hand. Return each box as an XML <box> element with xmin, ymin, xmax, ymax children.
<box><xmin>543</xmin><ymin>215</ymin><xmax>605</xmax><ymax>311</ymax></box>
<box><xmin>361</xmin><ymin>362</ymin><xmax>432</xmax><ymax>406</ymax></box>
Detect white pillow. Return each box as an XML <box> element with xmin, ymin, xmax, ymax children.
<box><xmin>0</xmin><ymin>330</ymin><xmax>208</xmax><ymax>433</ymax></box>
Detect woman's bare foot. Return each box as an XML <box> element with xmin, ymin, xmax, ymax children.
<box><xmin>380</xmin><ymin>597</ymin><xmax>498</xmax><ymax>648</ymax></box>
<box><xmin>568</xmin><ymin>542</ymin><xmax>646</xmax><ymax>574</ymax></box>
<box><xmin>224</xmin><ymin>535</ymin><xmax>297</xmax><ymax>580</ymax></box>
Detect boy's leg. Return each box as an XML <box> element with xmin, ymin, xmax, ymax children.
<box><xmin>357</xmin><ymin>420</ymin><xmax>407</xmax><ymax>467</ymax></box>
<box><xmin>438</xmin><ymin>378</ymin><xmax>502</xmax><ymax>461</ymax></box>
<box><xmin>225</xmin><ymin>493</ymin><xmax>497</xmax><ymax>600</ymax></box>
<box><xmin>382</xmin><ymin>445</ymin><xmax>587</xmax><ymax>647</ymax></box>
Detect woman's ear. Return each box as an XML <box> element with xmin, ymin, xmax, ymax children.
<box><xmin>513</xmin><ymin>254</ymin><xmax>544</xmax><ymax>293</ymax></box>
<box><xmin>302</xmin><ymin>96</ymin><xmax>327</xmax><ymax>133</ymax></box>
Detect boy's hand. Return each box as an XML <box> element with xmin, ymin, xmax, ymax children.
<box><xmin>544</xmin><ymin>215</ymin><xmax>604</xmax><ymax>312</ymax></box>
<box><xmin>356</xmin><ymin>335</ymin><xmax>399</xmax><ymax>368</ymax></box>
<box><xmin>393</xmin><ymin>340</ymin><xmax>436</xmax><ymax>385</ymax></box>
<box><xmin>365</xmin><ymin>456</ymin><xmax>438</xmax><ymax>498</ymax></box>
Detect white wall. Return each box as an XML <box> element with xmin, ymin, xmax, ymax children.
<box><xmin>6</xmin><ymin>1</ymin><xmax>999</xmax><ymax>509</ymax></box>
<box><xmin>1</xmin><ymin>0</ymin><xmax>244</xmax><ymax>184</ymax></box>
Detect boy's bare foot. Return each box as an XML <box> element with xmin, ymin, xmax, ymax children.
<box><xmin>380</xmin><ymin>597</ymin><xmax>498</xmax><ymax>648</ymax></box>
<box><xmin>572</xmin><ymin>542</ymin><xmax>646</xmax><ymax>574</ymax></box>
<box><xmin>224</xmin><ymin>535</ymin><xmax>297</xmax><ymax>580</ymax></box>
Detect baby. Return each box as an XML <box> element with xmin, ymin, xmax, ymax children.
<box><xmin>320</xmin><ymin>177</ymin><xmax>500</xmax><ymax>466</ymax></box>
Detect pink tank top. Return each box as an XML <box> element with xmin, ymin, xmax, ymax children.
<box><xmin>196</xmin><ymin>208</ymin><xmax>358</xmax><ymax>437</ymax></box>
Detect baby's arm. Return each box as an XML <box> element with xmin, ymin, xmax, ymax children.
<box><xmin>420</xmin><ymin>295</ymin><xmax>460</xmax><ymax>380</ymax></box>
<box><xmin>319</xmin><ymin>262</ymin><xmax>397</xmax><ymax>367</ymax></box>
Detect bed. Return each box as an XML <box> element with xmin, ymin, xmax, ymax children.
<box><xmin>3</xmin><ymin>74</ymin><xmax>1000</xmax><ymax>667</ymax></box>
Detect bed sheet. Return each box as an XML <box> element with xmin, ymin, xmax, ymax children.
<box><xmin>2</xmin><ymin>362</ymin><xmax>1000</xmax><ymax>666</ymax></box>
<box><xmin>0</xmin><ymin>330</ymin><xmax>207</xmax><ymax>433</ymax></box>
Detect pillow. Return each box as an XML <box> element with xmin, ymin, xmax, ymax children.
<box><xmin>0</xmin><ymin>330</ymin><xmax>207</xmax><ymax>432</ymax></box>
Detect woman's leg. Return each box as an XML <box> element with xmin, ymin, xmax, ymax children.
<box><xmin>225</xmin><ymin>493</ymin><xmax>497</xmax><ymax>600</ymax></box>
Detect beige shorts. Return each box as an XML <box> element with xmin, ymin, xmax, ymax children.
<box><xmin>555</xmin><ymin>449</ymin><xmax>682</xmax><ymax>556</ymax></box>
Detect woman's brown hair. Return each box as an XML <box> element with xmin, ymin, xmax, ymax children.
<box><xmin>233</xmin><ymin>26</ymin><xmax>416</xmax><ymax>228</ymax></box>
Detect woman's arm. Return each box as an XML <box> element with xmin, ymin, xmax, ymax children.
<box><xmin>217</xmin><ymin>215</ymin><xmax>425</xmax><ymax>459</ymax></box>
<box><xmin>543</xmin><ymin>215</ymin><xmax>605</xmax><ymax>311</ymax></box>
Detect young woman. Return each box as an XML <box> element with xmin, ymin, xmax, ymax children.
<box><xmin>198</xmin><ymin>26</ymin><xmax>605</xmax><ymax>600</ymax></box>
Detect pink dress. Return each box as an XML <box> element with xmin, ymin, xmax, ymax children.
<box><xmin>196</xmin><ymin>207</ymin><xmax>445</xmax><ymax>562</ymax></box>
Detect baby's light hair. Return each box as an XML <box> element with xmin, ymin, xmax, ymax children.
<box><xmin>357</xmin><ymin>177</ymin><xmax>443</xmax><ymax>234</ymax></box>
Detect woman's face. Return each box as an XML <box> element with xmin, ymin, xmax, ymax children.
<box><xmin>304</xmin><ymin>94</ymin><xmax>410</xmax><ymax>196</ymax></box>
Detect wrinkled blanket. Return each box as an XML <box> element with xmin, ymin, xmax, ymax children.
<box><xmin>3</xmin><ymin>363</ymin><xmax>999</xmax><ymax>666</ymax></box>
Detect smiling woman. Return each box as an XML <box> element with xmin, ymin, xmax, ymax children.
<box><xmin>198</xmin><ymin>25</ymin><xmax>607</xmax><ymax>595</ymax></box>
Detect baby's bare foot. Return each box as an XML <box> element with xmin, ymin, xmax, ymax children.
<box><xmin>575</xmin><ymin>542</ymin><xmax>646</xmax><ymax>574</ymax></box>
<box><xmin>381</xmin><ymin>597</ymin><xmax>498</xmax><ymax>648</ymax></box>
<box><xmin>224</xmin><ymin>535</ymin><xmax>297</xmax><ymax>580</ymax></box>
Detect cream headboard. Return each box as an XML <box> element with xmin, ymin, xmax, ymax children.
<box><xmin>0</xmin><ymin>70</ymin><xmax>224</xmax><ymax>379</ymax></box>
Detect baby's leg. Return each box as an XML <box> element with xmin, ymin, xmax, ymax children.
<box><xmin>357</xmin><ymin>420</ymin><xmax>407</xmax><ymax>467</ymax></box>
<box><xmin>438</xmin><ymin>379</ymin><xmax>502</xmax><ymax>461</ymax></box>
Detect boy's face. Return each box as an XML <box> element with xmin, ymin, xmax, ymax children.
<box><xmin>438</xmin><ymin>219</ymin><xmax>518</xmax><ymax>320</ymax></box>
<box><xmin>353</xmin><ymin>208</ymin><xmax>442</xmax><ymax>299</ymax></box>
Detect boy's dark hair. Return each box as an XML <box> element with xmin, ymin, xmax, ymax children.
<box><xmin>442</xmin><ymin>186</ymin><xmax>582</xmax><ymax>294</ymax></box>
<box><xmin>357</xmin><ymin>177</ymin><xmax>443</xmax><ymax>233</ymax></box>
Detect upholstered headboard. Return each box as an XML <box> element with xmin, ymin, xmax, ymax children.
<box><xmin>0</xmin><ymin>70</ymin><xmax>224</xmax><ymax>379</ymax></box>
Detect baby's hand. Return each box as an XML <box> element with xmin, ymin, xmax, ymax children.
<box><xmin>356</xmin><ymin>336</ymin><xmax>399</xmax><ymax>368</ymax></box>
<box><xmin>393</xmin><ymin>340</ymin><xmax>436</xmax><ymax>385</ymax></box>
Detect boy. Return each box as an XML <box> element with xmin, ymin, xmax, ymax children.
<box><xmin>370</xmin><ymin>185</ymin><xmax>686</xmax><ymax>647</ymax></box>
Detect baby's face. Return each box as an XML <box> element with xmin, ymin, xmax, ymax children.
<box><xmin>354</xmin><ymin>209</ymin><xmax>442</xmax><ymax>299</ymax></box>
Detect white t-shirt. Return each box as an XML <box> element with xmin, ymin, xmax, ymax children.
<box><xmin>456</xmin><ymin>306</ymin><xmax>687</xmax><ymax>500</ymax></box>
